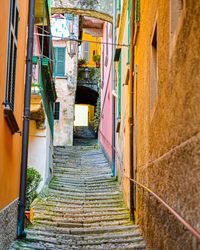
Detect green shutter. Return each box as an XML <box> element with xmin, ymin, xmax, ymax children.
<box><xmin>54</xmin><ymin>47</ymin><xmax>65</xmax><ymax>76</ymax></box>
<box><xmin>136</xmin><ymin>0</ymin><xmax>140</xmax><ymax>23</ymax></box>
<box><xmin>127</xmin><ymin>0</ymin><xmax>131</xmax><ymax>64</ymax></box>
<box><xmin>117</xmin><ymin>0</ymin><xmax>121</xmax><ymax>12</ymax></box>
<box><xmin>118</xmin><ymin>57</ymin><xmax>121</xmax><ymax>119</ymax></box>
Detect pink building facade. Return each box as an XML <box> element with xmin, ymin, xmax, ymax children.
<box><xmin>99</xmin><ymin>22</ymin><xmax>113</xmax><ymax>161</ymax></box>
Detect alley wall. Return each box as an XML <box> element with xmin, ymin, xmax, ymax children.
<box><xmin>135</xmin><ymin>0</ymin><xmax>200</xmax><ymax>249</ymax></box>
<box><xmin>0</xmin><ymin>0</ymin><xmax>28</xmax><ymax>248</ymax></box>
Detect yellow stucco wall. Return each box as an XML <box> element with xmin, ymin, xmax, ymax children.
<box><xmin>81</xmin><ymin>32</ymin><xmax>101</xmax><ymax>68</ymax></box>
<box><xmin>133</xmin><ymin>0</ymin><xmax>200</xmax><ymax>249</ymax></box>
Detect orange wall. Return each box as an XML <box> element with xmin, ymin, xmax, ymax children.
<box><xmin>0</xmin><ymin>0</ymin><xmax>28</xmax><ymax>210</ymax></box>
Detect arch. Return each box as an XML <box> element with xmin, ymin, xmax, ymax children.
<box><xmin>51</xmin><ymin>7</ymin><xmax>113</xmax><ymax>23</ymax></box>
<box><xmin>75</xmin><ymin>86</ymin><xmax>99</xmax><ymax>106</ymax></box>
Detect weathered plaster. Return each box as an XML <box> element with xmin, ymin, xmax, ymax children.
<box><xmin>53</xmin><ymin>42</ymin><xmax>78</xmax><ymax>146</ymax></box>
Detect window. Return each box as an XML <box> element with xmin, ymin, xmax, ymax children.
<box><xmin>5</xmin><ymin>0</ymin><xmax>19</xmax><ymax>111</ymax></box>
<box><xmin>54</xmin><ymin>47</ymin><xmax>65</xmax><ymax>77</ymax></box>
<box><xmin>150</xmin><ymin>24</ymin><xmax>158</xmax><ymax>112</ymax></box>
<box><xmin>83</xmin><ymin>42</ymin><xmax>90</xmax><ymax>62</ymax></box>
<box><xmin>54</xmin><ymin>102</ymin><xmax>60</xmax><ymax>120</ymax></box>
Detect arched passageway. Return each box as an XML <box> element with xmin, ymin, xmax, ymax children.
<box><xmin>74</xmin><ymin>86</ymin><xmax>99</xmax><ymax>145</ymax></box>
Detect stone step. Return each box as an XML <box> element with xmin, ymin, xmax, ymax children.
<box><xmin>10</xmin><ymin>146</ymin><xmax>146</xmax><ymax>250</ymax></box>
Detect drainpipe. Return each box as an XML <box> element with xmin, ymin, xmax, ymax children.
<box><xmin>129</xmin><ymin>0</ymin><xmax>135</xmax><ymax>219</ymax></box>
<box><xmin>111</xmin><ymin>0</ymin><xmax>117</xmax><ymax>177</ymax></box>
<box><xmin>17</xmin><ymin>0</ymin><xmax>35</xmax><ymax>238</ymax></box>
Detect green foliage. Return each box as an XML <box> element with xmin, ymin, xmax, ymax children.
<box><xmin>93</xmin><ymin>54</ymin><xmax>101</xmax><ymax>63</ymax></box>
<box><xmin>77</xmin><ymin>67</ymin><xmax>101</xmax><ymax>84</ymax></box>
<box><xmin>26</xmin><ymin>167</ymin><xmax>42</xmax><ymax>210</ymax></box>
<box><xmin>94</xmin><ymin>95</ymin><xmax>101</xmax><ymax>132</ymax></box>
<box><xmin>78</xmin><ymin>58</ymin><xmax>87</xmax><ymax>65</ymax></box>
<box><xmin>79</xmin><ymin>0</ymin><xmax>99</xmax><ymax>9</ymax></box>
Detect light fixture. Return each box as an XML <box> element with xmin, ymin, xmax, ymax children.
<box><xmin>67</xmin><ymin>33</ymin><xmax>78</xmax><ymax>58</ymax></box>
<box><xmin>84</xmin><ymin>67</ymin><xmax>89</xmax><ymax>80</ymax></box>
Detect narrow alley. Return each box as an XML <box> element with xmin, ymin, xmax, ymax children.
<box><xmin>10</xmin><ymin>145</ymin><xmax>145</xmax><ymax>249</ymax></box>
<box><xmin>1</xmin><ymin>0</ymin><xmax>200</xmax><ymax>249</ymax></box>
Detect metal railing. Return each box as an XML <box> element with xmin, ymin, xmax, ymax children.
<box><xmin>99</xmin><ymin>129</ymin><xmax>200</xmax><ymax>241</ymax></box>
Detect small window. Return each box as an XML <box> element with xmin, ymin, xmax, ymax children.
<box><xmin>150</xmin><ymin>23</ymin><xmax>158</xmax><ymax>112</ymax></box>
<box><xmin>54</xmin><ymin>102</ymin><xmax>60</xmax><ymax>120</ymax></box>
<box><xmin>83</xmin><ymin>42</ymin><xmax>90</xmax><ymax>62</ymax></box>
<box><xmin>5</xmin><ymin>0</ymin><xmax>19</xmax><ymax>111</ymax></box>
<box><xmin>54</xmin><ymin>47</ymin><xmax>65</xmax><ymax>77</ymax></box>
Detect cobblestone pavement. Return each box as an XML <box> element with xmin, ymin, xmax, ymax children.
<box><xmin>10</xmin><ymin>146</ymin><xmax>146</xmax><ymax>250</ymax></box>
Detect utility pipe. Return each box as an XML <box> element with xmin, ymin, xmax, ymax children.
<box><xmin>129</xmin><ymin>0</ymin><xmax>136</xmax><ymax>219</ymax></box>
<box><xmin>17</xmin><ymin>0</ymin><xmax>35</xmax><ymax>238</ymax></box>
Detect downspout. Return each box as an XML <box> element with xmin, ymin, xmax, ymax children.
<box><xmin>129</xmin><ymin>0</ymin><xmax>135</xmax><ymax>219</ymax></box>
<box><xmin>17</xmin><ymin>0</ymin><xmax>35</xmax><ymax>238</ymax></box>
<box><xmin>111</xmin><ymin>0</ymin><xmax>117</xmax><ymax>177</ymax></box>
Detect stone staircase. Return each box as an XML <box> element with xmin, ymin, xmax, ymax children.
<box><xmin>10</xmin><ymin>146</ymin><xmax>146</xmax><ymax>250</ymax></box>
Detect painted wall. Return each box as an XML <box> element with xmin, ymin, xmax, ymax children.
<box><xmin>28</xmin><ymin>119</ymin><xmax>53</xmax><ymax>192</ymax></box>
<box><xmin>80</xmin><ymin>32</ymin><xmax>101</xmax><ymax>68</ymax></box>
<box><xmin>113</xmin><ymin>0</ymin><xmax>131</xmax><ymax>208</ymax></box>
<box><xmin>133</xmin><ymin>1</ymin><xmax>200</xmax><ymax>249</ymax></box>
<box><xmin>0</xmin><ymin>0</ymin><xmax>28</xmax><ymax>210</ymax></box>
<box><xmin>52</xmin><ymin>15</ymin><xmax>79</xmax><ymax>146</ymax></box>
<box><xmin>0</xmin><ymin>0</ymin><xmax>28</xmax><ymax>248</ymax></box>
<box><xmin>53</xmin><ymin>40</ymin><xmax>78</xmax><ymax>146</ymax></box>
<box><xmin>100</xmin><ymin>22</ymin><xmax>113</xmax><ymax>161</ymax></box>
<box><xmin>28</xmin><ymin>27</ymin><xmax>53</xmax><ymax>192</ymax></box>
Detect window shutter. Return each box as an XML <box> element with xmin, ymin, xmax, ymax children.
<box><xmin>117</xmin><ymin>0</ymin><xmax>121</xmax><ymax>11</ymax></box>
<box><xmin>118</xmin><ymin>57</ymin><xmax>121</xmax><ymax>118</ymax></box>
<box><xmin>83</xmin><ymin>42</ymin><xmax>90</xmax><ymax>62</ymax></box>
<box><xmin>5</xmin><ymin>0</ymin><xmax>19</xmax><ymax>111</ymax></box>
<box><xmin>54</xmin><ymin>47</ymin><xmax>65</xmax><ymax>76</ymax></box>
<box><xmin>136</xmin><ymin>0</ymin><xmax>140</xmax><ymax>23</ymax></box>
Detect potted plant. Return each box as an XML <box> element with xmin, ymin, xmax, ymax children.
<box><xmin>93</xmin><ymin>54</ymin><xmax>101</xmax><ymax>68</ymax></box>
<box><xmin>25</xmin><ymin>167</ymin><xmax>42</xmax><ymax>221</ymax></box>
<box><xmin>78</xmin><ymin>58</ymin><xmax>87</xmax><ymax>66</ymax></box>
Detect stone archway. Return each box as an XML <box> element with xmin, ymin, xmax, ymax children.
<box><xmin>51</xmin><ymin>0</ymin><xmax>113</xmax><ymax>23</ymax></box>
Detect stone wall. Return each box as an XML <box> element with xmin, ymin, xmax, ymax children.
<box><xmin>53</xmin><ymin>42</ymin><xmax>78</xmax><ymax>146</ymax></box>
<box><xmin>0</xmin><ymin>199</ymin><xmax>18</xmax><ymax>249</ymax></box>
<box><xmin>134</xmin><ymin>0</ymin><xmax>200</xmax><ymax>249</ymax></box>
